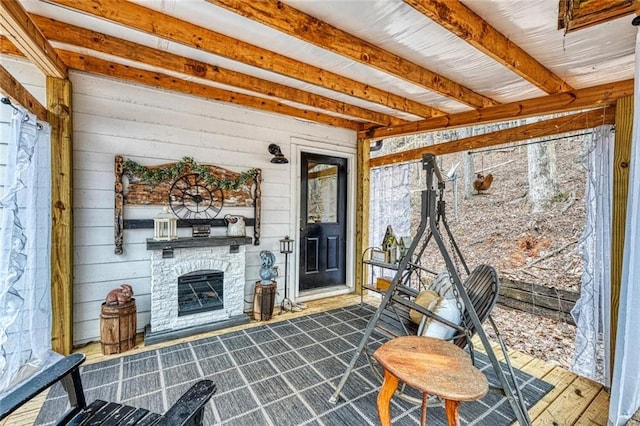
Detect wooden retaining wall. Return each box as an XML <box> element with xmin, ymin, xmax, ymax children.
<box><xmin>498</xmin><ymin>278</ymin><xmax>579</xmax><ymax>325</ymax></box>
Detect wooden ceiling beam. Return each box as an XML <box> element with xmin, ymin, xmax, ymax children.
<box><xmin>370</xmin><ymin>107</ymin><xmax>615</xmax><ymax>168</ymax></box>
<box><xmin>32</xmin><ymin>16</ymin><xmax>404</xmax><ymax>127</ymax></box>
<box><xmin>405</xmin><ymin>0</ymin><xmax>572</xmax><ymax>94</ymax></box>
<box><xmin>56</xmin><ymin>50</ymin><xmax>362</xmax><ymax>130</ymax></box>
<box><xmin>360</xmin><ymin>79</ymin><xmax>633</xmax><ymax>140</ymax></box>
<box><xmin>0</xmin><ymin>39</ymin><xmax>47</xmax><ymax>119</ymax></box>
<box><xmin>43</xmin><ymin>0</ymin><xmax>441</xmax><ymax>119</ymax></box>
<box><xmin>2</xmin><ymin>34</ymin><xmax>366</xmax><ymax>128</ymax></box>
<box><xmin>559</xmin><ymin>0</ymin><xmax>640</xmax><ymax>32</ymax></box>
<box><xmin>0</xmin><ymin>63</ymin><xmax>48</xmax><ymax>121</ymax></box>
<box><xmin>208</xmin><ymin>0</ymin><xmax>497</xmax><ymax>109</ymax></box>
<box><xmin>0</xmin><ymin>35</ymin><xmax>24</xmax><ymax>57</ymax></box>
<box><xmin>0</xmin><ymin>0</ymin><xmax>67</xmax><ymax>78</ymax></box>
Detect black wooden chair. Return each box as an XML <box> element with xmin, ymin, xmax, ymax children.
<box><xmin>450</xmin><ymin>263</ymin><xmax>500</xmax><ymax>349</ymax></box>
<box><xmin>0</xmin><ymin>353</ymin><xmax>216</xmax><ymax>425</ymax></box>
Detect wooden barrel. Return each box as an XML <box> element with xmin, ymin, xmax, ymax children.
<box><xmin>100</xmin><ymin>300</ymin><xmax>137</xmax><ymax>355</ymax></box>
<box><xmin>253</xmin><ymin>282</ymin><xmax>277</xmax><ymax>321</ymax></box>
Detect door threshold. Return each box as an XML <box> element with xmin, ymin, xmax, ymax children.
<box><xmin>297</xmin><ymin>285</ymin><xmax>353</xmax><ymax>303</ymax></box>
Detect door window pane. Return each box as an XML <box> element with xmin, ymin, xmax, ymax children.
<box><xmin>307</xmin><ymin>162</ymin><xmax>337</xmax><ymax>223</ymax></box>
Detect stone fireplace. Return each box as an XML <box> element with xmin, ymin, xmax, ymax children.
<box><xmin>145</xmin><ymin>237</ymin><xmax>252</xmax><ymax>344</ymax></box>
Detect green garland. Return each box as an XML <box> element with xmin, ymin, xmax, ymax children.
<box><xmin>123</xmin><ymin>157</ymin><xmax>258</xmax><ymax>190</ymax></box>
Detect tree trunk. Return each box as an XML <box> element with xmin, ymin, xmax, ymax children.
<box><xmin>527</xmin><ymin>140</ymin><xmax>559</xmax><ymax>211</ymax></box>
<box><xmin>462</xmin><ymin>152</ymin><xmax>475</xmax><ymax>200</ymax></box>
<box><xmin>461</xmin><ymin>127</ymin><xmax>475</xmax><ymax>200</ymax></box>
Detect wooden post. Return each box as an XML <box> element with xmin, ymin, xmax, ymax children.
<box><xmin>611</xmin><ymin>96</ymin><xmax>633</xmax><ymax>375</ymax></box>
<box><xmin>355</xmin><ymin>137</ymin><xmax>370</xmax><ymax>293</ymax></box>
<box><xmin>47</xmin><ymin>76</ymin><xmax>73</xmax><ymax>355</ymax></box>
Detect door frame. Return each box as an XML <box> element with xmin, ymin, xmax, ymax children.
<box><xmin>289</xmin><ymin>138</ymin><xmax>356</xmax><ymax>302</ymax></box>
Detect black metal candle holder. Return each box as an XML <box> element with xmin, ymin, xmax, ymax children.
<box><xmin>279</xmin><ymin>236</ymin><xmax>294</xmax><ymax>313</ymax></box>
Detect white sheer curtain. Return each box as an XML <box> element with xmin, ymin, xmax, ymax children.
<box><xmin>0</xmin><ymin>106</ymin><xmax>56</xmax><ymax>397</ymax></box>
<box><xmin>570</xmin><ymin>125</ymin><xmax>613</xmax><ymax>386</ymax></box>
<box><xmin>369</xmin><ymin>163</ymin><xmax>411</xmax><ymax>249</ymax></box>
<box><xmin>609</xmin><ymin>27</ymin><xmax>640</xmax><ymax>425</ymax></box>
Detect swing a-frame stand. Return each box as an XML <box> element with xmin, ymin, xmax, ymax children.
<box><xmin>329</xmin><ymin>154</ymin><xmax>532</xmax><ymax>425</ymax></box>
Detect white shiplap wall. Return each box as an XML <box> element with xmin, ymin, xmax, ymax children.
<box><xmin>0</xmin><ymin>107</ymin><xmax>10</xmax><ymax>200</ymax></box>
<box><xmin>1</xmin><ymin>56</ymin><xmax>356</xmax><ymax>345</ymax></box>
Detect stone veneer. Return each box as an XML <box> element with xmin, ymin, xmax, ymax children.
<box><xmin>149</xmin><ymin>245</ymin><xmax>246</xmax><ymax>333</ymax></box>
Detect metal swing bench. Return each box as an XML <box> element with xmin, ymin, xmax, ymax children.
<box><xmin>330</xmin><ymin>154</ymin><xmax>532</xmax><ymax>426</ymax></box>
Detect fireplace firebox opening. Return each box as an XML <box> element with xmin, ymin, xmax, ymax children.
<box><xmin>177</xmin><ymin>270</ymin><xmax>224</xmax><ymax>316</ymax></box>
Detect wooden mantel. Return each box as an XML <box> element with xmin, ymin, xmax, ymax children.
<box><xmin>146</xmin><ymin>236</ymin><xmax>253</xmax><ymax>251</ymax></box>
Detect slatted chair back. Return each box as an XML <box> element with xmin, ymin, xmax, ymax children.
<box><xmin>452</xmin><ymin>264</ymin><xmax>499</xmax><ymax>349</ymax></box>
<box><xmin>0</xmin><ymin>353</ymin><xmax>217</xmax><ymax>426</ymax></box>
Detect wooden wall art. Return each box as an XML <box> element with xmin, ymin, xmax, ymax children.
<box><xmin>114</xmin><ymin>155</ymin><xmax>262</xmax><ymax>254</ymax></box>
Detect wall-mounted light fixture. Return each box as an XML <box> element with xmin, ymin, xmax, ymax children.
<box><xmin>268</xmin><ymin>144</ymin><xmax>289</xmax><ymax>164</ymax></box>
<box><xmin>370</xmin><ymin>139</ymin><xmax>384</xmax><ymax>152</ymax></box>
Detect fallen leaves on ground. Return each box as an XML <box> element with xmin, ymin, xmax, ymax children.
<box><xmin>487</xmin><ymin>306</ymin><xmax>576</xmax><ymax>369</ymax></box>
<box><xmin>408</xmin><ymin>140</ymin><xmax>584</xmax><ymax>369</ymax></box>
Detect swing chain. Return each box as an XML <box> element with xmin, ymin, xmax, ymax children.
<box><xmin>439</xmin><ymin>187</ymin><xmax>466</xmax><ymax>323</ymax></box>
<box><xmin>432</xmin><ymin>166</ymin><xmax>466</xmax><ymax>338</ymax></box>
<box><xmin>450</xmin><ymin>272</ymin><xmax>465</xmax><ymax>322</ymax></box>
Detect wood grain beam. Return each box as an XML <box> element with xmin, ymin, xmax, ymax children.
<box><xmin>370</xmin><ymin>108</ymin><xmax>615</xmax><ymax>168</ymax></box>
<box><xmin>0</xmin><ymin>0</ymin><xmax>67</xmax><ymax>78</ymax></box>
<box><xmin>360</xmin><ymin>79</ymin><xmax>633</xmax><ymax>141</ymax></box>
<box><xmin>43</xmin><ymin>0</ymin><xmax>441</xmax><ymax>119</ymax></box>
<box><xmin>0</xmin><ymin>64</ymin><xmax>48</xmax><ymax>121</ymax></box>
<box><xmin>559</xmin><ymin>0</ymin><xmax>640</xmax><ymax>32</ymax></box>
<box><xmin>48</xmin><ymin>76</ymin><xmax>73</xmax><ymax>355</ymax></box>
<box><xmin>355</xmin><ymin>137</ymin><xmax>370</xmax><ymax>295</ymax></box>
<box><xmin>57</xmin><ymin>50</ymin><xmax>362</xmax><ymax>130</ymax></box>
<box><xmin>405</xmin><ymin>0</ymin><xmax>572</xmax><ymax>94</ymax></box>
<box><xmin>31</xmin><ymin>16</ymin><xmax>402</xmax><ymax>127</ymax></box>
<box><xmin>610</xmin><ymin>95</ymin><xmax>633</xmax><ymax>376</ymax></box>
<box><xmin>0</xmin><ymin>35</ymin><xmax>24</xmax><ymax>56</ymax></box>
<box><xmin>208</xmin><ymin>0</ymin><xmax>497</xmax><ymax>109</ymax></box>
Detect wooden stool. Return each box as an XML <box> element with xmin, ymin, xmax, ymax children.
<box><xmin>373</xmin><ymin>336</ymin><xmax>488</xmax><ymax>426</ymax></box>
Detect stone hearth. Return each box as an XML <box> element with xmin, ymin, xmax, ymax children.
<box><xmin>145</xmin><ymin>237</ymin><xmax>251</xmax><ymax>344</ymax></box>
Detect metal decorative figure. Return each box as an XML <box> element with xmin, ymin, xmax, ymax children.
<box><xmin>259</xmin><ymin>250</ymin><xmax>277</xmax><ymax>284</ymax></box>
<box><xmin>105</xmin><ymin>284</ymin><xmax>134</xmax><ymax>306</ymax></box>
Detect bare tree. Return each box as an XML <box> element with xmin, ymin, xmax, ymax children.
<box><xmin>462</xmin><ymin>151</ymin><xmax>475</xmax><ymax>200</ymax></box>
<box><xmin>527</xmin><ymin>140</ymin><xmax>559</xmax><ymax>211</ymax></box>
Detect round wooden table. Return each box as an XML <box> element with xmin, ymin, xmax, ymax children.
<box><xmin>373</xmin><ymin>336</ymin><xmax>488</xmax><ymax>426</ymax></box>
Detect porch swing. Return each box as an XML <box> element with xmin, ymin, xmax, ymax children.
<box><xmin>329</xmin><ymin>154</ymin><xmax>532</xmax><ymax>425</ymax></box>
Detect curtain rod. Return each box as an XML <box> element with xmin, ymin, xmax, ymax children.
<box><xmin>373</xmin><ymin>129</ymin><xmax>603</xmax><ymax>169</ymax></box>
<box><xmin>1</xmin><ymin>97</ymin><xmax>19</xmax><ymax>112</ymax></box>
<box><xmin>1</xmin><ymin>97</ymin><xmax>44</xmax><ymax>130</ymax></box>
<box><xmin>468</xmin><ymin>130</ymin><xmax>599</xmax><ymax>155</ymax></box>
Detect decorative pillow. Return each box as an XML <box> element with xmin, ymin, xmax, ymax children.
<box><xmin>430</xmin><ymin>270</ymin><xmax>456</xmax><ymax>299</ymax></box>
<box><xmin>409</xmin><ymin>290</ymin><xmax>439</xmax><ymax>324</ymax></box>
<box><xmin>417</xmin><ymin>297</ymin><xmax>462</xmax><ymax>340</ymax></box>
<box><xmin>419</xmin><ymin>273</ymin><xmax>435</xmax><ymax>288</ymax></box>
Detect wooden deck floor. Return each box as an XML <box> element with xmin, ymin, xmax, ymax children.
<box><xmin>1</xmin><ymin>293</ymin><xmax>608</xmax><ymax>426</ymax></box>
